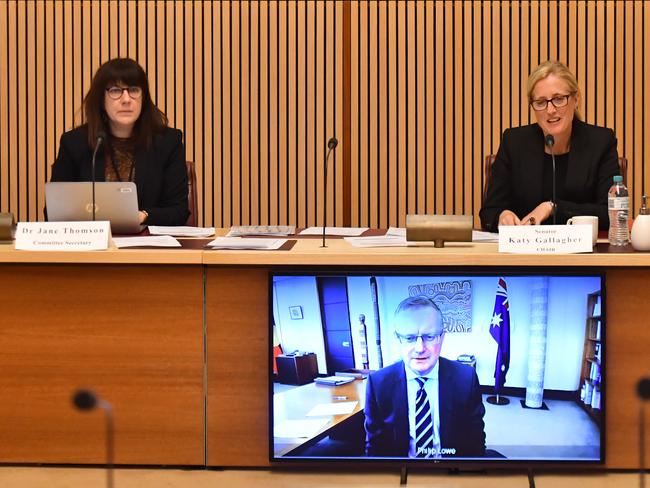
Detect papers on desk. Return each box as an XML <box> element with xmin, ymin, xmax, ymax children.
<box><xmin>386</xmin><ymin>227</ymin><xmax>406</xmax><ymax>237</ymax></box>
<box><xmin>274</xmin><ymin>418</ymin><xmax>330</xmax><ymax>438</ymax></box>
<box><xmin>314</xmin><ymin>375</ymin><xmax>356</xmax><ymax>386</ymax></box>
<box><xmin>112</xmin><ymin>235</ymin><xmax>181</xmax><ymax>248</ymax></box>
<box><xmin>227</xmin><ymin>225</ymin><xmax>295</xmax><ymax>237</ymax></box>
<box><xmin>206</xmin><ymin>237</ymin><xmax>287</xmax><ymax>250</ymax></box>
<box><xmin>148</xmin><ymin>226</ymin><xmax>215</xmax><ymax>237</ymax></box>
<box><xmin>472</xmin><ymin>230</ymin><xmax>499</xmax><ymax>242</ymax></box>
<box><xmin>344</xmin><ymin>236</ymin><xmax>408</xmax><ymax>248</ymax></box>
<box><xmin>299</xmin><ymin>226</ymin><xmax>369</xmax><ymax>236</ymax></box>
<box><xmin>306</xmin><ymin>401</ymin><xmax>358</xmax><ymax>417</ymax></box>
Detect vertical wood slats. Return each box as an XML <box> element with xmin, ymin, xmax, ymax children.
<box><xmin>0</xmin><ymin>1</ymin><xmax>648</xmax><ymax>228</ymax></box>
<box><xmin>350</xmin><ymin>0</ymin><xmax>649</xmax><ymax>228</ymax></box>
<box><xmin>0</xmin><ymin>0</ymin><xmax>342</xmax><ymax>228</ymax></box>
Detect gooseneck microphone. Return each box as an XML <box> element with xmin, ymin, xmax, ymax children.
<box><xmin>638</xmin><ymin>378</ymin><xmax>650</xmax><ymax>488</ymax></box>
<box><xmin>91</xmin><ymin>131</ymin><xmax>106</xmax><ymax>222</ymax></box>
<box><xmin>321</xmin><ymin>137</ymin><xmax>339</xmax><ymax>248</ymax></box>
<box><xmin>544</xmin><ymin>134</ymin><xmax>557</xmax><ymax>225</ymax></box>
<box><xmin>73</xmin><ymin>389</ymin><xmax>114</xmax><ymax>488</ymax></box>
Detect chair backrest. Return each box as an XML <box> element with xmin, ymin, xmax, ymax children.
<box><xmin>186</xmin><ymin>160</ymin><xmax>198</xmax><ymax>227</ymax></box>
<box><xmin>482</xmin><ymin>155</ymin><xmax>628</xmax><ymax>203</ymax></box>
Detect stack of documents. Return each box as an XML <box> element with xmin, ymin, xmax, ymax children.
<box><xmin>227</xmin><ymin>225</ymin><xmax>295</xmax><ymax>237</ymax></box>
<box><xmin>314</xmin><ymin>375</ymin><xmax>356</xmax><ymax>386</ymax></box>
<box><xmin>299</xmin><ymin>227</ymin><xmax>369</xmax><ymax>236</ymax></box>
<box><xmin>207</xmin><ymin>237</ymin><xmax>287</xmax><ymax>250</ymax></box>
<box><xmin>113</xmin><ymin>235</ymin><xmax>181</xmax><ymax>248</ymax></box>
<box><xmin>148</xmin><ymin>226</ymin><xmax>215</xmax><ymax>237</ymax></box>
<box><xmin>344</xmin><ymin>236</ymin><xmax>407</xmax><ymax>248</ymax></box>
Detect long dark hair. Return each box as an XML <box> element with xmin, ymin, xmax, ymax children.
<box><xmin>82</xmin><ymin>58</ymin><xmax>167</xmax><ymax>149</ymax></box>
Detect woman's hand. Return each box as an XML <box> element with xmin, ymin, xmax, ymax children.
<box><xmin>138</xmin><ymin>210</ymin><xmax>149</xmax><ymax>224</ymax></box>
<box><xmin>498</xmin><ymin>210</ymin><xmax>521</xmax><ymax>226</ymax></box>
<box><xmin>521</xmin><ymin>201</ymin><xmax>555</xmax><ymax>225</ymax></box>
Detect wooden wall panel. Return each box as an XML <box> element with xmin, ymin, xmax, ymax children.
<box><xmin>0</xmin><ymin>1</ymin><xmax>649</xmax><ymax>229</ymax></box>
<box><xmin>0</xmin><ymin>0</ymin><xmax>343</xmax><ymax>228</ymax></box>
<box><xmin>350</xmin><ymin>0</ymin><xmax>650</xmax><ymax>228</ymax></box>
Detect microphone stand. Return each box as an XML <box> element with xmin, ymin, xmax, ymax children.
<box><xmin>321</xmin><ymin>137</ymin><xmax>338</xmax><ymax>247</ymax></box>
<box><xmin>545</xmin><ymin>134</ymin><xmax>556</xmax><ymax>224</ymax></box>
<box><xmin>639</xmin><ymin>378</ymin><xmax>650</xmax><ymax>488</ymax></box>
<box><xmin>73</xmin><ymin>389</ymin><xmax>114</xmax><ymax>488</ymax></box>
<box><xmin>91</xmin><ymin>134</ymin><xmax>105</xmax><ymax>222</ymax></box>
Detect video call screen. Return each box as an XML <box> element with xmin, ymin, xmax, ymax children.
<box><xmin>270</xmin><ymin>272</ymin><xmax>604</xmax><ymax>463</ymax></box>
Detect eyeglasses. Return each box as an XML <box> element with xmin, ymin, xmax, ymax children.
<box><xmin>395</xmin><ymin>332</ymin><xmax>444</xmax><ymax>345</ymax></box>
<box><xmin>106</xmin><ymin>86</ymin><xmax>143</xmax><ymax>100</ymax></box>
<box><xmin>530</xmin><ymin>93</ymin><xmax>574</xmax><ymax>111</ymax></box>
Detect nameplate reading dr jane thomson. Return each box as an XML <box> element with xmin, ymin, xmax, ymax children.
<box><xmin>16</xmin><ymin>221</ymin><xmax>111</xmax><ymax>251</ymax></box>
<box><xmin>498</xmin><ymin>225</ymin><xmax>592</xmax><ymax>254</ymax></box>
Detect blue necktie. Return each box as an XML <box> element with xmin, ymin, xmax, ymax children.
<box><xmin>415</xmin><ymin>377</ymin><xmax>434</xmax><ymax>458</ymax></box>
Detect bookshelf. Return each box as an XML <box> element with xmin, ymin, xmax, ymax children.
<box><xmin>579</xmin><ymin>291</ymin><xmax>602</xmax><ymax>423</ymax></box>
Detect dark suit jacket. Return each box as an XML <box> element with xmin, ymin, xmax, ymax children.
<box><xmin>364</xmin><ymin>358</ymin><xmax>486</xmax><ymax>458</ymax></box>
<box><xmin>479</xmin><ymin>119</ymin><xmax>619</xmax><ymax>232</ymax></box>
<box><xmin>50</xmin><ymin>125</ymin><xmax>189</xmax><ymax>226</ymax></box>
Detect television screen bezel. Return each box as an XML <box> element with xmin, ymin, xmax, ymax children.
<box><xmin>268</xmin><ymin>266</ymin><xmax>606</xmax><ymax>468</ymax></box>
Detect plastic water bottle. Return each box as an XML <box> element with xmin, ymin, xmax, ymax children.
<box><xmin>608</xmin><ymin>175</ymin><xmax>630</xmax><ymax>246</ymax></box>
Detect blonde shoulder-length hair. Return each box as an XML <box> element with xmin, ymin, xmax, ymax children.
<box><xmin>527</xmin><ymin>60</ymin><xmax>582</xmax><ymax>120</ymax></box>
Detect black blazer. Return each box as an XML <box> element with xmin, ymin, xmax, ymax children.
<box><xmin>479</xmin><ymin>119</ymin><xmax>619</xmax><ymax>232</ymax></box>
<box><xmin>50</xmin><ymin>125</ymin><xmax>189</xmax><ymax>226</ymax></box>
<box><xmin>364</xmin><ymin>358</ymin><xmax>486</xmax><ymax>458</ymax></box>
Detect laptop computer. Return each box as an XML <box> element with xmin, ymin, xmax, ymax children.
<box><xmin>45</xmin><ymin>181</ymin><xmax>144</xmax><ymax>234</ymax></box>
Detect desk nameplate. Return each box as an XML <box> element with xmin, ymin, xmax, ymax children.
<box><xmin>16</xmin><ymin>221</ymin><xmax>111</xmax><ymax>251</ymax></box>
<box><xmin>498</xmin><ymin>225</ymin><xmax>592</xmax><ymax>254</ymax></box>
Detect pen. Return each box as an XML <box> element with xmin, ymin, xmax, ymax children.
<box><xmin>332</xmin><ymin>395</ymin><xmax>348</xmax><ymax>400</ymax></box>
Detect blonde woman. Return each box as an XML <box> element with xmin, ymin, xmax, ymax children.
<box><xmin>480</xmin><ymin>60</ymin><xmax>619</xmax><ymax>232</ymax></box>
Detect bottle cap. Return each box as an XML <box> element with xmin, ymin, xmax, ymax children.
<box><xmin>641</xmin><ymin>195</ymin><xmax>649</xmax><ymax>215</ymax></box>
<box><xmin>613</xmin><ymin>175</ymin><xmax>623</xmax><ymax>183</ymax></box>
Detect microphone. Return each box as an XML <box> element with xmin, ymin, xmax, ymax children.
<box><xmin>91</xmin><ymin>131</ymin><xmax>106</xmax><ymax>222</ymax></box>
<box><xmin>321</xmin><ymin>137</ymin><xmax>339</xmax><ymax>248</ymax></box>
<box><xmin>72</xmin><ymin>389</ymin><xmax>114</xmax><ymax>488</ymax></box>
<box><xmin>544</xmin><ymin>134</ymin><xmax>557</xmax><ymax>225</ymax></box>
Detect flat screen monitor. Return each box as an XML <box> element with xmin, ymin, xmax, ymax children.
<box><xmin>270</xmin><ymin>271</ymin><xmax>604</xmax><ymax>464</ymax></box>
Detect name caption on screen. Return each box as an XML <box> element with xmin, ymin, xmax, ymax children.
<box><xmin>498</xmin><ymin>225</ymin><xmax>592</xmax><ymax>254</ymax></box>
<box><xmin>15</xmin><ymin>221</ymin><xmax>111</xmax><ymax>251</ymax></box>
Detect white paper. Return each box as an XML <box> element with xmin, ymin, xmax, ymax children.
<box><xmin>274</xmin><ymin>418</ymin><xmax>330</xmax><ymax>438</ymax></box>
<box><xmin>472</xmin><ymin>230</ymin><xmax>500</xmax><ymax>242</ymax></box>
<box><xmin>148</xmin><ymin>226</ymin><xmax>215</xmax><ymax>237</ymax></box>
<box><xmin>344</xmin><ymin>236</ymin><xmax>408</xmax><ymax>248</ymax></box>
<box><xmin>386</xmin><ymin>227</ymin><xmax>406</xmax><ymax>237</ymax></box>
<box><xmin>227</xmin><ymin>225</ymin><xmax>295</xmax><ymax>237</ymax></box>
<box><xmin>112</xmin><ymin>235</ymin><xmax>181</xmax><ymax>248</ymax></box>
<box><xmin>15</xmin><ymin>221</ymin><xmax>111</xmax><ymax>251</ymax></box>
<box><xmin>306</xmin><ymin>401</ymin><xmax>358</xmax><ymax>417</ymax></box>
<box><xmin>207</xmin><ymin>237</ymin><xmax>287</xmax><ymax>250</ymax></box>
<box><xmin>299</xmin><ymin>226</ymin><xmax>369</xmax><ymax>236</ymax></box>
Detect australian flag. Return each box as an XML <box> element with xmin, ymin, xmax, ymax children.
<box><xmin>489</xmin><ymin>277</ymin><xmax>510</xmax><ymax>393</ymax></box>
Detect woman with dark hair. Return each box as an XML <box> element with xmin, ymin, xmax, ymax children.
<box><xmin>51</xmin><ymin>58</ymin><xmax>189</xmax><ymax>226</ymax></box>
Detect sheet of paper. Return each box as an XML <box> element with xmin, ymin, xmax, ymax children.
<box><xmin>113</xmin><ymin>235</ymin><xmax>181</xmax><ymax>248</ymax></box>
<box><xmin>273</xmin><ymin>418</ymin><xmax>330</xmax><ymax>438</ymax></box>
<box><xmin>472</xmin><ymin>230</ymin><xmax>499</xmax><ymax>242</ymax></box>
<box><xmin>148</xmin><ymin>226</ymin><xmax>215</xmax><ymax>237</ymax></box>
<box><xmin>386</xmin><ymin>227</ymin><xmax>406</xmax><ymax>237</ymax></box>
<box><xmin>306</xmin><ymin>401</ymin><xmax>358</xmax><ymax>417</ymax></box>
<box><xmin>344</xmin><ymin>236</ymin><xmax>408</xmax><ymax>248</ymax></box>
<box><xmin>299</xmin><ymin>226</ymin><xmax>369</xmax><ymax>236</ymax></box>
<box><xmin>227</xmin><ymin>225</ymin><xmax>295</xmax><ymax>237</ymax></box>
<box><xmin>207</xmin><ymin>237</ymin><xmax>287</xmax><ymax>250</ymax></box>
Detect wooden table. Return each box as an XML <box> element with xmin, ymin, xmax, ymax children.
<box><xmin>1</xmin><ymin>237</ymin><xmax>649</xmax><ymax>470</ymax></box>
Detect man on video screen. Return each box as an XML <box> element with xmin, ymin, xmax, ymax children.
<box><xmin>364</xmin><ymin>296</ymin><xmax>486</xmax><ymax>458</ymax></box>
